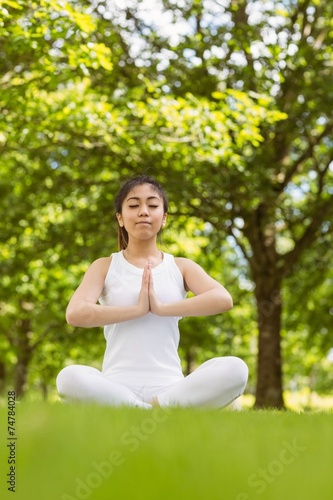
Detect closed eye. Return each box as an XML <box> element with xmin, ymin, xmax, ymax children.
<box><xmin>128</xmin><ymin>204</ymin><xmax>159</xmax><ymax>208</ymax></box>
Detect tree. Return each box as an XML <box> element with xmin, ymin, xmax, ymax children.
<box><xmin>98</xmin><ymin>0</ymin><xmax>333</xmax><ymax>408</ymax></box>
<box><xmin>1</xmin><ymin>0</ymin><xmax>272</xmax><ymax>398</ymax></box>
<box><xmin>0</xmin><ymin>0</ymin><xmax>117</xmax><ymax>396</ymax></box>
<box><xmin>1</xmin><ymin>0</ymin><xmax>332</xmax><ymax>409</ymax></box>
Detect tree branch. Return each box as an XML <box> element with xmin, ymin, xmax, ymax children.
<box><xmin>276</xmin><ymin>120</ymin><xmax>333</xmax><ymax>193</ymax></box>
<box><xmin>281</xmin><ymin>196</ymin><xmax>333</xmax><ymax>276</ymax></box>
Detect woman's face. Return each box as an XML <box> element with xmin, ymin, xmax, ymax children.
<box><xmin>116</xmin><ymin>183</ymin><xmax>167</xmax><ymax>242</ymax></box>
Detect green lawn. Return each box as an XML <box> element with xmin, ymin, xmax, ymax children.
<box><xmin>1</xmin><ymin>402</ymin><xmax>332</xmax><ymax>500</ymax></box>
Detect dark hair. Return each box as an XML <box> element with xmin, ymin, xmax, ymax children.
<box><xmin>115</xmin><ymin>175</ymin><xmax>168</xmax><ymax>250</ymax></box>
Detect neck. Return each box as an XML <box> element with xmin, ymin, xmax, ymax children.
<box><xmin>124</xmin><ymin>239</ymin><xmax>161</xmax><ymax>260</ymax></box>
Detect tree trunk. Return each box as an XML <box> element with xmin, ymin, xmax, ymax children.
<box><xmin>14</xmin><ymin>317</ymin><xmax>33</xmax><ymax>399</ymax></box>
<box><xmin>41</xmin><ymin>380</ymin><xmax>49</xmax><ymax>401</ymax></box>
<box><xmin>184</xmin><ymin>347</ymin><xmax>196</xmax><ymax>375</ymax></box>
<box><xmin>254</xmin><ymin>278</ymin><xmax>285</xmax><ymax>409</ymax></box>
<box><xmin>0</xmin><ymin>360</ymin><xmax>6</xmax><ymax>394</ymax></box>
<box><xmin>15</xmin><ymin>350</ymin><xmax>32</xmax><ymax>399</ymax></box>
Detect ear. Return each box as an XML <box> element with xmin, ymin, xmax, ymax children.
<box><xmin>116</xmin><ymin>212</ymin><xmax>124</xmax><ymax>227</ymax></box>
<box><xmin>161</xmin><ymin>213</ymin><xmax>167</xmax><ymax>227</ymax></box>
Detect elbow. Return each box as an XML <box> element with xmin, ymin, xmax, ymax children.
<box><xmin>66</xmin><ymin>305</ymin><xmax>84</xmax><ymax>327</ymax></box>
<box><xmin>66</xmin><ymin>307</ymin><xmax>78</xmax><ymax>326</ymax></box>
<box><xmin>66</xmin><ymin>302</ymin><xmax>96</xmax><ymax>327</ymax></box>
<box><xmin>209</xmin><ymin>288</ymin><xmax>233</xmax><ymax>314</ymax></box>
<box><xmin>222</xmin><ymin>292</ymin><xmax>233</xmax><ymax>312</ymax></box>
<box><xmin>226</xmin><ymin>295</ymin><xmax>233</xmax><ymax>311</ymax></box>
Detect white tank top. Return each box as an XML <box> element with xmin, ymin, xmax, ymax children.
<box><xmin>99</xmin><ymin>251</ymin><xmax>187</xmax><ymax>385</ymax></box>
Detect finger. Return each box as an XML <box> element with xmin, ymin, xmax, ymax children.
<box><xmin>142</xmin><ymin>265</ymin><xmax>149</xmax><ymax>287</ymax></box>
<box><xmin>146</xmin><ymin>261</ymin><xmax>152</xmax><ymax>281</ymax></box>
<box><xmin>148</xmin><ymin>273</ymin><xmax>152</xmax><ymax>293</ymax></box>
<box><xmin>148</xmin><ymin>264</ymin><xmax>153</xmax><ymax>288</ymax></box>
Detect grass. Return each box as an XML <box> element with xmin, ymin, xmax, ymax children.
<box><xmin>1</xmin><ymin>401</ymin><xmax>333</xmax><ymax>500</ymax></box>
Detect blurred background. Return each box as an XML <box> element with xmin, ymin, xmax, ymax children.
<box><xmin>1</xmin><ymin>0</ymin><xmax>332</xmax><ymax>410</ymax></box>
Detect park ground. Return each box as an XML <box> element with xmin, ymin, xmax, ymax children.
<box><xmin>0</xmin><ymin>394</ymin><xmax>332</xmax><ymax>500</ymax></box>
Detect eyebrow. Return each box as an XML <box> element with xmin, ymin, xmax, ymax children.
<box><xmin>126</xmin><ymin>196</ymin><xmax>160</xmax><ymax>202</ymax></box>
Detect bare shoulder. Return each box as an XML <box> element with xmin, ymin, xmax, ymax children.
<box><xmin>67</xmin><ymin>256</ymin><xmax>113</xmax><ymax>306</ymax></box>
<box><xmin>91</xmin><ymin>256</ymin><xmax>112</xmax><ymax>269</ymax></box>
<box><xmin>174</xmin><ymin>257</ymin><xmax>205</xmax><ymax>292</ymax></box>
<box><xmin>85</xmin><ymin>256</ymin><xmax>112</xmax><ymax>279</ymax></box>
<box><xmin>174</xmin><ymin>256</ymin><xmax>223</xmax><ymax>295</ymax></box>
<box><xmin>174</xmin><ymin>257</ymin><xmax>201</xmax><ymax>273</ymax></box>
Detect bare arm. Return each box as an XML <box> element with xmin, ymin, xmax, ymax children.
<box><xmin>148</xmin><ymin>258</ymin><xmax>233</xmax><ymax>317</ymax></box>
<box><xmin>66</xmin><ymin>257</ymin><xmax>150</xmax><ymax>327</ymax></box>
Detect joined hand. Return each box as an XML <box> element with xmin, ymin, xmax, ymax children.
<box><xmin>138</xmin><ymin>261</ymin><xmax>164</xmax><ymax>316</ymax></box>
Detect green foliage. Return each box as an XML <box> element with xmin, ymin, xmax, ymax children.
<box><xmin>282</xmin><ymin>231</ymin><xmax>333</xmax><ymax>393</ymax></box>
<box><xmin>0</xmin><ymin>0</ymin><xmax>332</xmax><ymax>402</ymax></box>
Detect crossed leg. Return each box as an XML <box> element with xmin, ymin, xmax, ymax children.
<box><xmin>56</xmin><ymin>365</ymin><xmax>152</xmax><ymax>408</ymax></box>
<box><xmin>154</xmin><ymin>357</ymin><xmax>248</xmax><ymax>409</ymax></box>
<box><xmin>56</xmin><ymin>356</ymin><xmax>248</xmax><ymax>410</ymax></box>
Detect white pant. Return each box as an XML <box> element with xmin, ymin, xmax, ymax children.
<box><xmin>56</xmin><ymin>357</ymin><xmax>248</xmax><ymax>409</ymax></box>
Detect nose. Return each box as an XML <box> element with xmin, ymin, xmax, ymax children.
<box><xmin>139</xmin><ymin>205</ymin><xmax>149</xmax><ymax>216</ymax></box>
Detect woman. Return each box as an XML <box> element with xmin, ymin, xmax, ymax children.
<box><xmin>56</xmin><ymin>175</ymin><xmax>248</xmax><ymax>409</ymax></box>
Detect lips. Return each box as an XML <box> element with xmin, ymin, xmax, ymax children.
<box><xmin>136</xmin><ymin>221</ymin><xmax>151</xmax><ymax>225</ymax></box>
